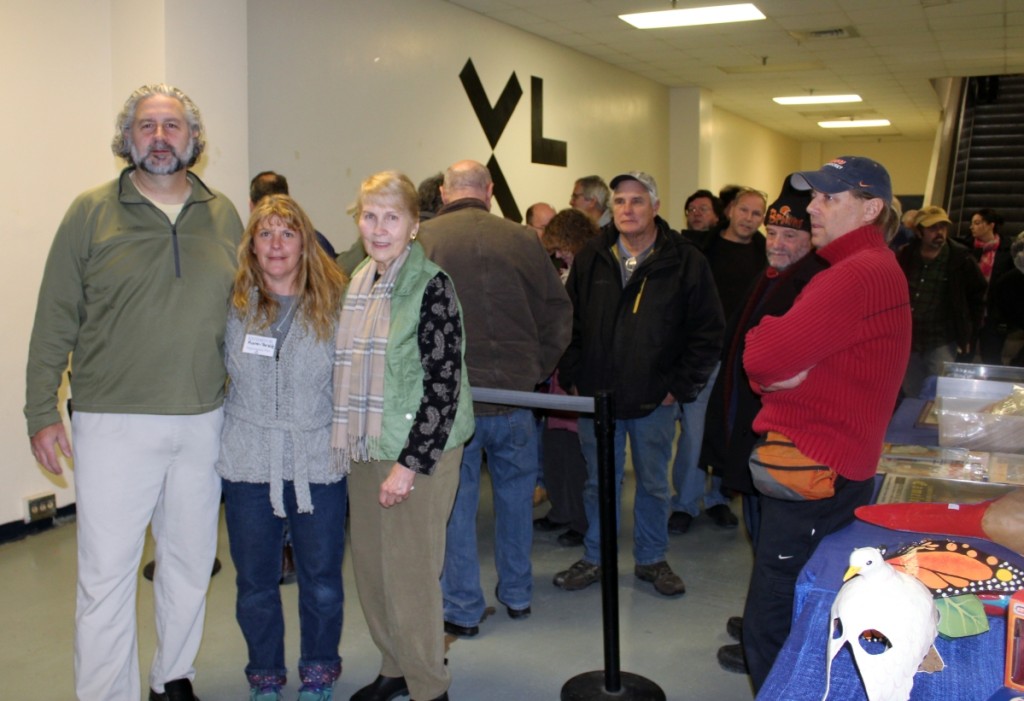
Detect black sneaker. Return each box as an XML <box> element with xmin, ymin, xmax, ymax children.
<box><xmin>717</xmin><ymin>643</ymin><xmax>748</xmax><ymax>674</ymax></box>
<box><xmin>557</xmin><ymin>529</ymin><xmax>584</xmax><ymax>547</ymax></box>
<box><xmin>707</xmin><ymin>504</ymin><xmax>739</xmax><ymax>529</ymax></box>
<box><xmin>726</xmin><ymin>615</ymin><xmax>743</xmax><ymax>641</ymax></box>
<box><xmin>553</xmin><ymin>559</ymin><xmax>599</xmax><ymax>590</ymax></box>
<box><xmin>533</xmin><ymin>515</ymin><xmax>565</xmax><ymax>532</ymax></box>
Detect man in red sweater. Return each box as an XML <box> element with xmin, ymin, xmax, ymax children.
<box><xmin>739</xmin><ymin>156</ymin><xmax>912</xmax><ymax>691</ymax></box>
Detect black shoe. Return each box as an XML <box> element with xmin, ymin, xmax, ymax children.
<box><xmin>707</xmin><ymin>504</ymin><xmax>739</xmax><ymax>529</ymax></box>
<box><xmin>349</xmin><ymin>674</ymin><xmax>408</xmax><ymax>701</ymax></box>
<box><xmin>143</xmin><ymin>558</ymin><xmax>221</xmax><ymax>582</ymax></box>
<box><xmin>495</xmin><ymin>585</ymin><xmax>531</xmax><ymax>619</ymax></box>
<box><xmin>556</xmin><ymin>529</ymin><xmax>584</xmax><ymax>547</ymax></box>
<box><xmin>726</xmin><ymin>615</ymin><xmax>743</xmax><ymax>641</ymax></box>
<box><xmin>533</xmin><ymin>515</ymin><xmax>565</xmax><ymax>532</ymax></box>
<box><xmin>149</xmin><ymin>678</ymin><xmax>200</xmax><ymax>701</ymax></box>
<box><xmin>443</xmin><ymin>620</ymin><xmax>479</xmax><ymax>637</ymax></box>
<box><xmin>667</xmin><ymin>511</ymin><xmax>693</xmax><ymax>534</ymax></box>
<box><xmin>717</xmin><ymin>643</ymin><xmax>748</xmax><ymax>674</ymax></box>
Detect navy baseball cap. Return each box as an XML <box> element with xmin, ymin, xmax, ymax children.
<box><xmin>789</xmin><ymin>156</ymin><xmax>892</xmax><ymax>205</ymax></box>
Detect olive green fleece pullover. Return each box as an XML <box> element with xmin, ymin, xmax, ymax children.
<box><xmin>25</xmin><ymin>168</ymin><xmax>243</xmax><ymax>435</ymax></box>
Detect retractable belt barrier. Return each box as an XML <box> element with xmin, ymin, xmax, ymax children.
<box><xmin>470</xmin><ymin>387</ymin><xmax>666</xmax><ymax>701</ymax></box>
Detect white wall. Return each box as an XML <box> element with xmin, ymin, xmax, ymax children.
<box><xmin>709</xmin><ymin>107</ymin><xmax>803</xmax><ymax>199</ymax></box>
<box><xmin>3</xmin><ymin>1</ymin><xmax>114</xmax><ymax>523</ymax></box>
<box><xmin>246</xmin><ymin>0</ymin><xmax>670</xmax><ymax>249</ymax></box>
<box><xmin>2</xmin><ymin>0</ymin><xmax>669</xmax><ymax>527</ymax></box>
<box><xmin>2</xmin><ymin>0</ymin><xmax>247</xmax><ymax>527</ymax></box>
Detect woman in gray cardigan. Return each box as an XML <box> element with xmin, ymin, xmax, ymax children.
<box><xmin>217</xmin><ymin>194</ymin><xmax>348</xmax><ymax>701</ymax></box>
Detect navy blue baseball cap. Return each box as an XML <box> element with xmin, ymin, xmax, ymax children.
<box><xmin>789</xmin><ymin>156</ymin><xmax>892</xmax><ymax>205</ymax></box>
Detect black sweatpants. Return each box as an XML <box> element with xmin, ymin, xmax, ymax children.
<box><xmin>741</xmin><ymin>475</ymin><xmax>875</xmax><ymax>692</ymax></box>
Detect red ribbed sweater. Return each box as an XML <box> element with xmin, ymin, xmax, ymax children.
<box><xmin>744</xmin><ymin>225</ymin><xmax>911</xmax><ymax>481</ymax></box>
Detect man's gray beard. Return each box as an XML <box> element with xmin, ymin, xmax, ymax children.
<box><xmin>131</xmin><ymin>139</ymin><xmax>194</xmax><ymax>175</ymax></box>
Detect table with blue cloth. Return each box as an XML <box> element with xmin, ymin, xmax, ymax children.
<box><xmin>757</xmin><ymin>519</ymin><xmax>1018</xmax><ymax>700</ymax></box>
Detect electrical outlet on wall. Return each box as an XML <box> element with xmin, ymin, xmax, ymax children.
<box><xmin>23</xmin><ymin>493</ymin><xmax>57</xmax><ymax>524</ymax></box>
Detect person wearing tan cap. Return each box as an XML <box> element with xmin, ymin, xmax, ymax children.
<box><xmin>896</xmin><ymin>205</ymin><xmax>987</xmax><ymax>397</ymax></box>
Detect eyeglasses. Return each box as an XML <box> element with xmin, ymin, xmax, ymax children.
<box><xmin>686</xmin><ymin>205</ymin><xmax>713</xmax><ymax>215</ymax></box>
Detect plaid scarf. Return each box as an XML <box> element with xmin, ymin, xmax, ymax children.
<box><xmin>331</xmin><ymin>246</ymin><xmax>411</xmax><ymax>471</ymax></box>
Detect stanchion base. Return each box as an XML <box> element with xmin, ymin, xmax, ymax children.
<box><xmin>561</xmin><ymin>671</ymin><xmax>666</xmax><ymax>700</ymax></box>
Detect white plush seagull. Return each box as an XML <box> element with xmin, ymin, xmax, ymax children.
<box><xmin>823</xmin><ymin>547</ymin><xmax>939</xmax><ymax>701</ymax></box>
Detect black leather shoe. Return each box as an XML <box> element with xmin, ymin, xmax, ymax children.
<box><xmin>495</xmin><ymin>585</ymin><xmax>531</xmax><ymax>620</ymax></box>
<box><xmin>533</xmin><ymin>515</ymin><xmax>565</xmax><ymax>532</ymax></box>
<box><xmin>149</xmin><ymin>678</ymin><xmax>200</xmax><ymax>701</ymax></box>
<box><xmin>506</xmin><ymin>604</ymin><xmax>531</xmax><ymax>619</ymax></box>
<box><xmin>556</xmin><ymin>529</ymin><xmax>584</xmax><ymax>547</ymax></box>
<box><xmin>667</xmin><ymin>511</ymin><xmax>693</xmax><ymax>534</ymax></box>
<box><xmin>726</xmin><ymin>615</ymin><xmax>743</xmax><ymax>641</ymax></box>
<box><xmin>707</xmin><ymin>504</ymin><xmax>739</xmax><ymax>529</ymax></box>
<box><xmin>349</xmin><ymin>674</ymin><xmax>408</xmax><ymax>701</ymax></box>
<box><xmin>717</xmin><ymin>643</ymin><xmax>748</xmax><ymax>674</ymax></box>
<box><xmin>443</xmin><ymin>620</ymin><xmax>479</xmax><ymax>637</ymax></box>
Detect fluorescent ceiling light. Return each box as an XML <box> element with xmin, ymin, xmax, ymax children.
<box><xmin>818</xmin><ymin>119</ymin><xmax>891</xmax><ymax>128</ymax></box>
<box><xmin>620</xmin><ymin>3</ymin><xmax>766</xmax><ymax>29</ymax></box>
<box><xmin>773</xmin><ymin>94</ymin><xmax>862</xmax><ymax>105</ymax></box>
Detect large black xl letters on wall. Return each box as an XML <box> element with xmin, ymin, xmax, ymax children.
<box><xmin>459</xmin><ymin>58</ymin><xmax>567</xmax><ymax>222</ymax></box>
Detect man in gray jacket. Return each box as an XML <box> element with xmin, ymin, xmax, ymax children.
<box><xmin>418</xmin><ymin>160</ymin><xmax>572</xmax><ymax>636</ymax></box>
<box><xmin>25</xmin><ymin>84</ymin><xmax>242</xmax><ymax>701</ymax></box>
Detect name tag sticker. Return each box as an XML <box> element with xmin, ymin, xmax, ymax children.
<box><xmin>243</xmin><ymin>334</ymin><xmax>277</xmax><ymax>357</ymax></box>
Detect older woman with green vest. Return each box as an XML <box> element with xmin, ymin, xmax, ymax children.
<box><xmin>334</xmin><ymin>171</ymin><xmax>473</xmax><ymax>701</ymax></box>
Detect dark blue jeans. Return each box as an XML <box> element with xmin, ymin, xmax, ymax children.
<box><xmin>223</xmin><ymin>479</ymin><xmax>347</xmax><ymax>688</ymax></box>
<box><xmin>442</xmin><ymin>409</ymin><xmax>539</xmax><ymax>625</ymax></box>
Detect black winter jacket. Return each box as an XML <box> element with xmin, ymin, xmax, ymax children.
<box><xmin>897</xmin><ymin>238</ymin><xmax>986</xmax><ymax>351</ymax></box>
<box><xmin>702</xmin><ymin>253</ymin><xmax>828</xmax><ymax>493</ymax></box>
<box><xmin>558</xmin><ymin>217</ymin><xmax>724</xmax><ymax>419</ymax></box>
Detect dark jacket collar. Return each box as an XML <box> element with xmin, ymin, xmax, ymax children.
<box><xmin>436</xmin><ymin>197</ymin><xmax>488</xmax><ymax>217</ymax></box>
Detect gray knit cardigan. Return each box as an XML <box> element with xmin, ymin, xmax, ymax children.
<box><xmin>215</xmin><ymin>300</ymin><xmax>346</xmax><ymax>516</ymax></box>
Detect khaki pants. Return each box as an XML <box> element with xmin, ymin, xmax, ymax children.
<box><xmin>349</xmin><ymin>448</ymin><xmax>461</xmax><ymax>700</ymax></box>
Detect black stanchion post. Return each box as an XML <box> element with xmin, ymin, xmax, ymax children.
<box><xmin>561</xmin><ymin>391</ymin><xmax>666</xmax><ymax>701</ymax></box>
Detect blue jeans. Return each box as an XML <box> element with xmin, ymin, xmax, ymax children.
<box><xmin>442</xmin><ymin>409</ymin><xmax>538</xmax><ymax>625</ymax></box>
<box><xmin>578</xmin><ymin>403</ymin><xmax>675</xmax><ymax>566</ymax></box>
<box><xmin>671</xmin><ymin>362</ymin><xmax>729</xmax><ymax>515</ymax></box>
<box><xmin>223</xmin><ymin>479</ymin><xmax>347</xmax><ymax>688</ymax></box>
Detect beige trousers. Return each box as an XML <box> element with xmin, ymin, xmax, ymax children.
<box><xmin>349</xmin><ymin>447</ymin><xmax>462</xmax><ymax>700</ymax></box>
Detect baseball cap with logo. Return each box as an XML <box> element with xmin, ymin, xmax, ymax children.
<box><xmin>914</xmin><ymin>205</ymin><xmax>952</xmax><ymax>229</ymax></box>
<box><xmin>789</xmin><ymin>156</ymin><xmax>892</xmax><ymax>205</ymax></box>
<box><xmin>609</xmin><ymin>171</ymin><xmax>659</xmax><ymax>203</ymax></box>
<box><xmin>764</xmin><ymin>177</ymin><xmax>812</xmax><ymax>233</ymax></box>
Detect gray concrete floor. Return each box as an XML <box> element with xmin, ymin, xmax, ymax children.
<box><xmin>1</xmin><ymin>470</ymin><xmax>755</xmax><ymax>700</ymax></box>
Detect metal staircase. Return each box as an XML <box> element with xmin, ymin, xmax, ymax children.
<box><xmin>946</xmin><ymin>74</ymin><xmax>1024</xmax><ymax>244</ymax></box>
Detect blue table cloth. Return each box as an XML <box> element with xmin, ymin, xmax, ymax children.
<box><xmin>757</xmin><ymin>520</ymin><xmax>1016</xmax><ymax>700</ymax></box>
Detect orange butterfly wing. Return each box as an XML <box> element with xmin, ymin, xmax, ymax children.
<box><xmin>885</xmin><ymin>540</ymin><xmax>1023</xmax><ymax>596</ymax></box>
